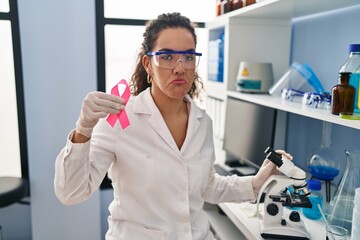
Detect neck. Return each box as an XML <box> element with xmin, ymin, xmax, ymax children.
<box><xmin>150</xmin><ymin>88</ymin><xmax>187</xmax><ymax>116</ymax></box>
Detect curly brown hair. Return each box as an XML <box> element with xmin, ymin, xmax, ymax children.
<box><xmin>130</xmin><ymin>12</ymin><xmax>204</xmax><ymax>99</ymax></box>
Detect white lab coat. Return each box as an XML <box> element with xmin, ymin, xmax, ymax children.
<box><xmin>54</xmin><ymin>88</ymin><xmax>256</xmax><ymax>240</ymax></box>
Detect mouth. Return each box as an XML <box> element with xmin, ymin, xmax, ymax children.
<box><xmin>171</xmin><ymin>78</ymin><xmax>187</xmax><ymax>85</ymax></box>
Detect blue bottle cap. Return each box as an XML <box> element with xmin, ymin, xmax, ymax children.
<box><xmin>307</xmin><ymin>179</ymin><xmax>321</xmax><ymax>191</ymax></box>
<box><xmin>349</xmin><ymin>44</ymin><xmax>360</xmax><ymax>53</ymax></box>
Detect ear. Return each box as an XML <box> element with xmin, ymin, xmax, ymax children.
<box><xmin>142</xmin><ymin>55</ymin><xmax>152</xmax><ymax>75</ymax></box>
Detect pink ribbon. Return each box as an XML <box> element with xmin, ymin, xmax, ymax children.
<box><xmin>106</xmin><ymin>79</ymin><xmax>130</xmax><ymax>129</ymax></box>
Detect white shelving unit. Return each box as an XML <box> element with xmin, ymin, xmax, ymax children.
<box><xmin>205</xmin><ymin>0</ymin><xmax>360</xmax><ymax>144</ymax></box>
<box><xmin>205</xmin><ymin>0</ymin><xmax>360</xmax><ymax>239</ymax></box>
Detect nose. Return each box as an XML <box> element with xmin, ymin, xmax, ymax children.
<box><xmin>174</xmin><ymin>59</ymin><xmax>185</xmax><ymax>75</ymax></box>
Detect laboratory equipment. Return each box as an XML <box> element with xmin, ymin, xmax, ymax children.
<box><xmin>331</xmin><ymin>72</ymin><xmax>355</xmax><ymax>115</ymax></box>
<box><xmin>268</xmin><ymin>62</ymin><xmax>325</xmax><ymax>96</ymax></box>
<box><xmin>325</xmin><ymin>150</ymin><xmax>360</xmax><ymax>234</ymax></box>
<box><xmin>235</xmin><ymin>61</ymin><xmax>273</xmax><ymax>93</ymax></box>
<box><xmin>307</xmin><ymin>122</ymin><xmax>339</xmax><ymax>202</ymax></box>
<box><xmin>257</xmin><ymin>147</ymin><xmax>312</xmax><ymax>240</ymax></box>
<box><xmin>325</xmin><ymin>225</ymin><xmax>348</xmax><ymax>240</ymax></box>
<box><xmin>302</xmin><ymin>179</ymin><xmax>323</xmax><ymax>220</ymax></box>
<box><xmin>339</xmin><ymin>44</ymin><xmax>360</xmax><ymax>113</ymax></box>
<box><xmin>351</xmin><ymin>188</ymin><xmax>360</xmax><ymax>240</ymax></box>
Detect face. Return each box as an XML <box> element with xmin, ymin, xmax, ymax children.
<box><xmin>143</xmin><ymin>28</ymin><xmax>196</xmax><ymax>101</ymax></box>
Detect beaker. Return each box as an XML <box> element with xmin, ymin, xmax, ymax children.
<box><xmin>325</xmin><ymin>150</ymin><xmax>360</xmax><ymax>234</ymax></box>
<box><xmin>307</xmin><ymin>122</ymin><xmax>340</xmax><ymax>181</ymax></box>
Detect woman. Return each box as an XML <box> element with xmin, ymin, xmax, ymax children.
<box><xmin>54</xmin><ymin>12</ymin><xmax>291</xmax><ymax>240</ymax></box>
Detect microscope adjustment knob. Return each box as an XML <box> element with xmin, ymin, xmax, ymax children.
<box><xmin>266</xmin><ymin>203</ymin><xmax>279</xmax><ymax>216</ymax></box>
<box><xmin>289</xmin><ymin>211</ymin><xmax>301</xmax><ymax>222</ymax></box>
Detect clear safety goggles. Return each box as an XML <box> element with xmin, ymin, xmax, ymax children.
<box><xmin>146</xmin><ymin>51</ymin><xmax>202</xmax><ymax>70</ymax></box>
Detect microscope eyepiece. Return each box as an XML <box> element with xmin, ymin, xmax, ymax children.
<box><xmin>265</xmin><ymin>147</ymin><xmax>283</xmax><ymax>168</ymax></box>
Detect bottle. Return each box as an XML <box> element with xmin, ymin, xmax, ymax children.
<box><xmin>220</xmin><ymin>0</ymin><xmax>231</xmax><ymax>15</ymax></box>
<box><xmin>303</xmin><ymin>179</ymin><xmax>323</xmax><ymax>220</ymax></box>
<box><xmin>331</xmin><ymin>72</ymin><xmax>355</xmax><ymax>115</ymax></box>
<box><xmin>339</xmin><ymin>44</ymin><xmax>360</xmax><ymax>113</ymax></box>
<box><xmin>231</xmin><ymin>0</ymin><xmax>243</xmax><ymax>11</ymax></box>
<box><xmin>216</xmin><ymin>0</ymin><xmax>222</xmax><ymax>16</ymax></box>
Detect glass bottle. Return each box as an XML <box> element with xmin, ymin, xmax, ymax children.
<box><xmin>243</xmin><ymin>0</ymin><xmax>256</xmax><ymax>7</ymax></box>
<box><xmin>339</xmin><ymin>44</ymin><xmax>360</xmax><ymax>113</ymax></box>
<box><xmin>325</xmin><ymin>150</ymin><xmax>360</xmax><ymax>234</ymax></box>
<box><xmin>220</xmin><ymin>0</ymin><xmax>231</xmax><ymax>15</ymax></box>
<box><xmin>303</xmin><ymin>179</ymin><xmax>323</xmax><ymax>220</ymax></box>
<box><xmin>216</xmin><ymin>0</ymin><xmax>222</xmax><ymax>16</ymax></box>
<box><xmin>331</xmin><ymin>72</ymin><xmax>355</xmax><ymax>115</ymax></box>
<box><xmin>231</xmin><ymin>0</ymin><xmax>243</xmax><ymax>11</ymax></box>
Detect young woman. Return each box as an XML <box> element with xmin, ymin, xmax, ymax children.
<box><xmin>54</xmin><ymin>12</ymin><xmax>291</xmax><ymax>240</ymax></box>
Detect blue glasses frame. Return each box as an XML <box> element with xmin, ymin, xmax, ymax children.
<box><xmin>146</xmin><ymin>50</ymin><xmax>202</xmax><ymax>57</ymax></box>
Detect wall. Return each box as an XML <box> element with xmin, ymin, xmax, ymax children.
<box><xmin>287</xmin><ymin>5</ymin><xmax>360</xmax><ymax>184</ymax></box>
<box><xmin>10</xmin><ymin>0</ymin><xmax>101</xmax><ymax>239</ymax></box>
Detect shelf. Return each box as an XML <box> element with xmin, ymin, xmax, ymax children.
<box><xmin>211</xmin><ymin>0</ymin><xmax>360</xmax><ymax>22</ymax></box>
<box><xmin>227</xmin><ymin>90</ymin><xmax>360</xmax><ymax>130</ymax></box>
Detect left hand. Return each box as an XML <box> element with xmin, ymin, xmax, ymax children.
<box><xmin>252</xmin><ymin>150</ymin><xmax>293</xmax><ymax>195</ymax></box>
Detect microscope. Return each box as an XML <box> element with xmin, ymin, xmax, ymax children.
<box><xmin>256</xmin><ymin>147</ymin><xmax>312</xmax><ymax>239</ymax></box>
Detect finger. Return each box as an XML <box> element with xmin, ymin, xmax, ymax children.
<box><xmin>93</xmin><ymin>91</ymin><xmax>125</xmax><ymax>104</ymax></box>
<box><xmin>86</xmin><ymin>99</ymin><xmax>123</xmax><ymax>115</ymax></box>
<box><xmin>275</xmin><ymin>149</ymin><xmax>293</xmax><ymax>161</ymax></box>
<box><xmin>87</xmin><ymin>93</ymin><xmax>125</xmax><ymax>112</ymax></box>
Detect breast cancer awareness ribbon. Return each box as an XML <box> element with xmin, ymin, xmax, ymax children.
<box><xmin>106</xmin><ymin>79</ymin><xmax>130</xmax><ymax>129</ymax></box>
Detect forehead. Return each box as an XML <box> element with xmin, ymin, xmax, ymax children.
<box><xmin>153</xmin><ymin>28</ymin><xmax>195</xmax><ymax>51</ymax></box>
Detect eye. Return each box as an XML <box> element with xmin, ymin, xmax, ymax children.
<box><xmin>160</xmin><ymin>54</ymin><xmax>173</xmax><ymax>61</ymax></box>
<box><xmin>184</xmin><ymin>54</ymin><xmax>195</xmax><ymax>61</ymax></box>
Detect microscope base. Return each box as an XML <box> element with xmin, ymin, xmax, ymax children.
<box><xmin>259</xmin><ymin>219</ymin><xmax>310</xmax><ymax>240</ymax></box>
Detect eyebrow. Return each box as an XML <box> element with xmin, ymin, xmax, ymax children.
<box><xmin>158</xmin><ymin>48</ymin><xmax>196</xmax><ymax>52</ymax></box>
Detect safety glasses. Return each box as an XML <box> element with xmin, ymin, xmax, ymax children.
<box><xmin>146</xmin><ymin>51</ymin><xmax>202</xmax><ymax>70</ymax></box>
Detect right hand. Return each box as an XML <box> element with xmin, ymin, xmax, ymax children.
<box><xmin>252</xmin><ymin>150</ymin><xmax>293</xmax><ymax>195</ymax></box>
<box><xmin>75</xmin><ymin>91</ymin><xmax>125</xmax><ymax>138</ymax></box>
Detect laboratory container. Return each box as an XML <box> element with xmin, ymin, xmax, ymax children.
<box><xmin>325</xmin><ymin>150</ymin><xmax>360</xmax><ymax>234</ymax></box>
<box><xmin>331</xmin><ymin>72</ymin><xmax>355</xmax><ymax>115</ymax></box>
<box><xmin>339</xmin><ymin>44</ymin><xmax>360</xmax><ymax>113</ymax></box>
<box><xmin>303</xmin><ymin>179</ymin><xmax>323</xmax><ymax>220</ymax></box>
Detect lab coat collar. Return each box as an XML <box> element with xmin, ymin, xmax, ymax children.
<box><xmin>133</xmin><ymin>88</ymin><xmax>205</xmax><ymax>155</ymax></box>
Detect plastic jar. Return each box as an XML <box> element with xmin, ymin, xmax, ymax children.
<box><xmin>303</xmin><ymin>179</ymin><xmax>323</xmax><ymax>220</ymax></box>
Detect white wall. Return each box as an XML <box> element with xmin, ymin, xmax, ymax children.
<box><xmin>17</xmin><ymin>0</ymin><xmax>101</xmax><ymax>239</ymax></box>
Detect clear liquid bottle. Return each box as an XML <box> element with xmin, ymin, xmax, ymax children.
<box><xmin>339</xmin><ymin>44</ymin><xmax>360</xmax><ymax>113</ymax></box>
<box><xmin>303</xmin><ymin>179</ymin><xmax>323</xmax><ymax>220</ymax></box>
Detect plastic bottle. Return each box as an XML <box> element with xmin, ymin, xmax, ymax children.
<box><xmin>331</xmin><ymin>72</ymin><xmax>355</xmax><ymax>115</ymax></box>
<box><xmin>339</xmin><ymin>44</ymin><xmax>360</xmax><ymax>113</ymax></box>
<box><xmin>303</xmin><ymin>179</ymin><xmax>323</xmax><ymax>220</ymax></box>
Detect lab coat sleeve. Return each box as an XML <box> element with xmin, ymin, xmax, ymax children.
<box><xmin>202</xmin><ymin>166</ymin><xmax>256</xmax><ymax>204</ymax></box>
<box><xmin>54</xmin><ymin>129</ymin><xmax>113</xmax><ymax>205</ymax></box>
